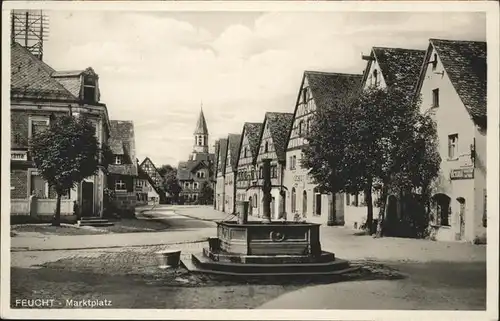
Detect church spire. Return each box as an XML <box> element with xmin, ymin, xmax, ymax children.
<box><xmin>194</xmin><ymin>104</ymin><xmax>209</xmax><ymax>135</ymax></box>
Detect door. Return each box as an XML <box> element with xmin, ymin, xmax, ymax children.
<box><xmin>458</xmin><ymin>198</ymin><xmax>466</xmax><ymax>240</ymax></box>
<box><xmin>81</xmin><ymin>181</ymin><xmax>94</xmax><ymax>217</ymax></box>
<box><xmin>315</xmin><ymin>193</ymin><xmax>322</xmax><ymax>215</ymax></box>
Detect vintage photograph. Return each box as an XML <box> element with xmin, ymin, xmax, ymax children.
<box><xmin>2</xmin><ymin>1</ymin><xmax>497</xmax><ymax>319</ymax></box>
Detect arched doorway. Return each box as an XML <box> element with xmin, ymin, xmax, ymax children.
<box><xmin>457</xmin><ymin>197</ymin><xmax>466</xmax><ymax>240</ymax></box>
<box><xmin>291</xmin><ymin>187</ymin><xmax>297</xmax><ymax>213</ymax></box>
<box><xmin>431</xmin><ymin>193</ymin><xmax>451</xmax><ymax>226</ymax></box>
<box><xmin>248</xmin><ymin>196</ymin><xmax>253</xmax><ymax>215</ymax></box>
<box><xmin>302</xmin><ymin>191</ymin><xmax>308</xmax><ymax>217</ymax></box>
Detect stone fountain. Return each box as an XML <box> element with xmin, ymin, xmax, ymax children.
<box><xmin>181</xmin><ymin>159</ymin><xmax>353</xmax><ymax>276</ymax></box>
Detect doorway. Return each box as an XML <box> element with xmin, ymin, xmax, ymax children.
<box><xmin>315</xmin><ymin>193</ymin><xmax>322</xmax><ymax>215</ymax></box>
<box><xmin>81</xmin><ymin>181</ymin><xmax>94</xmax><ymax>217</ymax></box>
<box><xmin>457</xmin><ymin>197</ymin><xmax>466</xmax><ymax>240</ymax></box>
<box><xmin>302</xmin><ymin>191</ymin><xmax>308</xmax><ymax>217</ymax></box>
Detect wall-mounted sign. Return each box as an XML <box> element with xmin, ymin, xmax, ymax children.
<box><xmin>450</xmin><ymin>168</ymin><xmax>474</xmax><ymax>180</ymax></box>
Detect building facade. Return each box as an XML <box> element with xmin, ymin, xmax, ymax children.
<box><xmin>107</xmin><ymin>120</ymin><xmax>138</xmax><ymax>216</ymax></box>
<box><xmin>235</xmin><ymin>122</ymin><xmax>263</xmax><ymax>216</ymax></box>
<box><xmin>224</xmin><ymin>133</ymin><xmax>242</xmax><ymax>214</ymax></box>
<box><xmin>283</xmin><ymin>71</ymin><xmax>362</xmax><ymax>225</ymax></box>
<box><xmin>415</xmin><ymin>39</ymin><xmax>487</xmax><ymax>242</ymax></box>
<box><xmin>177</xmin><ymin>108</ymin><xmax>215</xmax><ymax>204</ymax></box>
<box><xmin>136</xmin><ymin>162</ymin><xmax>161</xmax><ymax>205</ymax></box>
<box><xmin>250</xmin><ymin>112</ymin><xmax>294</xmax><ymax>219</ymax></box>
<box><xmin>215</xmin><ymin>139</ymin><xmax>228</xmax><ymax>211</ymax></box>
<box><xmin>10</xmin><ymin>42</ymin><xmax>110</xmax><ymax>222</ymax></box>
<box><xmin>343</xmin><ymin>47</ymin><xmax>426</xmax><ymax>230</ymax></box>
<box><xmin>139</xmin><ymin>157</ymin><xmax>165</xmax><ymax>203</ymax></box>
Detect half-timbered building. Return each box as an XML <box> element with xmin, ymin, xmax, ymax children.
<box><xmin>235</xmin><ymin>122</ymin><xmax>263</xmax><ymax>216</ymax></box>
<box><xmin>224</xmin><ymin>133</ymin><xmax>242</xmax><ymax>214</ymax></box>
<box><xmin>283</xmin><ymin>71</ymin><xmax>362</xmax><ymax>225</ymax></box>
<box><xmin>251</xmin><ymin>112</ymin><xmax>294</xmax><ymax>219</ymax></box>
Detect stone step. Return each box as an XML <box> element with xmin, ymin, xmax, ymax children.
<box><xmin>78</xmin><ymin>221</ymin><xmax>114</xmax><ymax>227</ymax></box>
<box><xmin>190</xmin><ymin>253</ymin><xmax>351</xmax><ymax>275</ymax></box>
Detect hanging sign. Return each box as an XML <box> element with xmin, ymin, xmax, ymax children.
<box><xmin>450</xmin><ymin>168</ymin><xmax>474</xmax><ymax>180</ymax></box>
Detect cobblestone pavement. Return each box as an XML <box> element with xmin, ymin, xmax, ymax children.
<box><xmin>9</xmin><ymin>205</ymin><xmax>487</xmax><ymax>310</ymax></box>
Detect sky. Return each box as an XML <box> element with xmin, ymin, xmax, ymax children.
<box><xmin>42</xmin><ymin>10</ymin><xmax>486</xmax><ymax>167</ymax></box>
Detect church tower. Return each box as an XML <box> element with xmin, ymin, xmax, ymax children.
<box><xmin>193</xmin><ymin>106</ymin><xmax>209</xmax><ymax>155</ymax></box>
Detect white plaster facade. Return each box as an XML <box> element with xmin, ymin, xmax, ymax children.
<box><xmin>417</xmin><ymin>44</ymin><xmax>487</xmax><ymax>242</ymax></box>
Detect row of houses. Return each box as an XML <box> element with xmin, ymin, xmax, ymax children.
<box><xmin>213</xmin><ymin>38</ymin><xmax>487</xmax><ymax>243</ymax></box>
<box><xmin>10</xmin><ymin>42</ymin><xmax>162</xmax><ymax>223</ymax></box>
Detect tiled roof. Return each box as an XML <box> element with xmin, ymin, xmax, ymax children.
<box><xmin>108</xmin><ymin>120</ymin><xmax>138</xmax><ymax>176</ymax></box>
<box><xmin>10</xmin><ymin>42</ymin><xmax>77</xmax><ymax>100</ymax></box>
<box><xmin>305</xmin><ymin>71</ymin><xmax>363</xmax><ymax>112</ymax></box>
<box><xmin>177</xmin><ymin>159</ymin><xmax>211</xmax><ymax>180</ymax></box>
<box><xmin>217</xmin><ymin>138</ymin><xmax>228</xmax><ymax>176</ymax></box>
<box><xmin>194</xmin><ymin>109</ymin><xmax>209</xmax><ymax>135</ymax></box>
<box><xmin>430</xmin><ymin>39</ymin><xmax>486</xmax><ymax>124</ymax></box>
<box><xmin>227</xmin><ymin>133</ymin><xmax>242</xmax><ymax>171</ymax></box>
<box><xmin>108</xmin><ymin>138</ymin><xmax>124</xmax><ymax>154</ymax></box>
<box><xmin>53</xmin><ymin>76</ymin><xmax>82</xmax><ymax>98</ymax></box>
<box><xmin>243</xmin><ymin>122</ymin><xmax>263</xmax><ymax>162</ymax></box>
<box><xmin>264</xmin><ymin>112</ymin><xmax>294</xmax><ymax>161</ymax></box>
<box><xmin>371</xmin><ymin>47</ymin><xmax>426</xmax><ymax>94</ymax></box>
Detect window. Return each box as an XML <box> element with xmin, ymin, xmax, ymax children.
<box><xmin>115</xmin><ymin>180</ymin><xmax>126</xmax><ymax>191</ymax></box>
<box><xmin>292</xmin><ymin>155</ymin><xmax>297</xmax><ymax>170</ymax></box>
<box><xmin>115</xmin><ymin>155</ymin><xmax>122</xmax><ymax>165</ymax></box>
<box><xmin>30</xmin><ymin>172</ymin><xmax>48</xmax><ymax>198</ymax></box>
<box><xmin>83</xmin><ymin>76</ymin><xmax>97</xmax><ymax>103</ymax></box>
<box><xmin>251</xmin><ymin>169</ymin><xmax>255</xmax><ymax>180</ymax></box>
<box><xmin>298</xmin><ymin>120</ymin><xmax>303</xmax><ymax>137</ymax></box>
<box><xmin>29</xmin><ymin>117</ymin><xmax>49</xmax><ymax>139</ymax></box>
<box><xmin>244</xmin><ymin>147</ymin><xmax>248</xmax><ymax>158</ymax></box>
<box><xmin>259</xmin><ymin>166</ymin><xmax>263</xmax><ymax>179</ymax></box>
<box><xmin>432</xmin><ymin>88</ymin><xmax>440</xmax><ymax>107</ymax></box>
<box><xmin>271</xmin><ymin>165</ymin><xmax>277</xmax><ymax>179</ymax></box>
<box><xmin>448</xmin><ymin>134</ymin><xmax>458</xmax><ymax>159</ymax></box>
<box><xmin>185</xmin><ymin>182</ymin><xmax>189</xmax><ymax>188</ymax></box>
<box><xmin>306</xmin><ymin>119</ymin><xmax>311</xmax><ymax>135</ymax></box>
<box><xmin>264</xmin><ymin>141</ymin><xmax>269</xmax><ymax>153</ymax></box>
<box><xmin>194</xmin><ymin>182</ymin><xmax>199</xmax><ymax>189</ymax></box>
<box><xmin>302</xmin><ymin>88</ymin><xmax>308</xmax><ymax>104</ymax></box>
<box><xmin>373</xmin><ymin>69</ymin><xmax>378</xmax><ymax>86</ymax></box>
<box><xmin>198</xmin><ymin>136</ymin><xmax>203</xmax><ymax>146</ymax></box>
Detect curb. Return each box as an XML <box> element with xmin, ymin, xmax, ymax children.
<box><xmin>11</xmin><ymin>239</ymin><xmax>208</xmax><ymax>252</ymax></box>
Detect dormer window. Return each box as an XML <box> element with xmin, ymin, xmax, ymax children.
<box><xmin>115</xmin><ymin>155</ymin><xmax>122</xmax><ymax>165</ymax></box>
<box><xmin>83</xmin><ymin>75</ymin><xmax>97</xmax><ymax>103</ymax></box>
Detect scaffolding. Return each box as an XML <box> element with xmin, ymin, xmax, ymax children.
<box><xmin>11</xmin><ymin>10</ymin><xmax>49</xmax><ymax>60</ymax></box>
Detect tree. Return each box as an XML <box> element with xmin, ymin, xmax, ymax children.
<box><xmin>199</xmin><ymin>181</ymin><xmax>214</xmax><ymax>205</ymax></box>
<box><xmin>302</xmin><ymin>85</ymin><xmax>440</xmax><ymax>236</ymax></box>
<box><xmin>158</xmin><ymin>164</ymin><xmax>175</xmax><ymax>177</ymax></box>
<box><xmin>30</xmin><ymin>114</ymin><xmax>100</xmax><ymax>226</ymax></box>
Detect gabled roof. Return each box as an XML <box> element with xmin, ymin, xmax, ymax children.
<box><xmin>194</xmin><ymin>108</ymin><xmax>209</xmax><ymax>135</ymax></box>
<box><xmin>108</xmin><ymin>120</ymin><xmax>138</xmax><ymax>176</ymax></box>
<box><xmin>306</xmin><ymin>71</ymin><xmax>363</xmax><ymax>110</ymax></box>
<box><xmin>177</xmin><ymin>159</ymin><xmax>211</xmax><ymax>180</ymax></box>
<box><xmin>260</xmin><ymin>112</ymin><xmax>294</xmax><ymax>162</ymax></box>
<box><xmin>242</xmin><ymin>122</ymin><xmax>263</xmax><ymax>163</ymax></box>
<box><xmin>227</xmin><ymin>133</ymin><xmax>242</xmax><ymax>171</ymax></box>
<box><xmin>217</xmin><ymin>138</ymin><xmax>228</xmax><ymax>176</ymax></box>
<box><xmin>363</xmin><ymin>47</ymin><xmax>426</xmax><ymax>94</ymax></box>
<box><xmin>137</xmin><ymin>162</ymin><xmax>164</xmax><ymax>196</ymax></box>
<box><xmin>426</xmin><ymin>38</ymin><xmax>486</xmax><ymax>126</ymax></box>
<box><xmin>11</xmin><ymin>42</ymin><xmax>77</xmax><ymax>100</ymax></box>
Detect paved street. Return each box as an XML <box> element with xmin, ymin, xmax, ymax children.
<box><xmin>10</xmin><ymin>205</ymin><xmax>486</xmax><ymax>310</ymax></box>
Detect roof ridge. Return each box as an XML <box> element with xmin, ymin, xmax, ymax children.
<box><xmin>373</xmin><ymin>46</ymin><xmax>426</xmax><ymax>52</ymax></box>
<box><xmin>430</xmin><ymin>38</ymin><xmax>486</xmax><ymax>45</ymax></box>
<box><xmin>305</xmin><ymin>70</ymin><xmax>362</xmax><ymax>76</ymax></box>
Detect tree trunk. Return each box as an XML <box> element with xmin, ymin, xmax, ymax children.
<box><xmin>52</xmin><ymin>193</ymin><xmax>62</xmax><ymax>227</ymax></box>
<box><xmin>375</xmin><ymin>184</ymin><xmax>389</xmax><ymax>237</ymax></box>
<box><xmin>365</xmin><ymin>179</ymin><xmax>374</xmax><ymax>234</ymax></box>
<box><xmin>327</xmin><ymin>193</ymin><xmax>336</xmax><ymax>226</ymax></box>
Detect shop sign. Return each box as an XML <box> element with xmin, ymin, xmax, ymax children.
<box><xmin>450</xmin><ymin>168</ymin><xmax>474</xmax><ymax>180</ymax></box>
